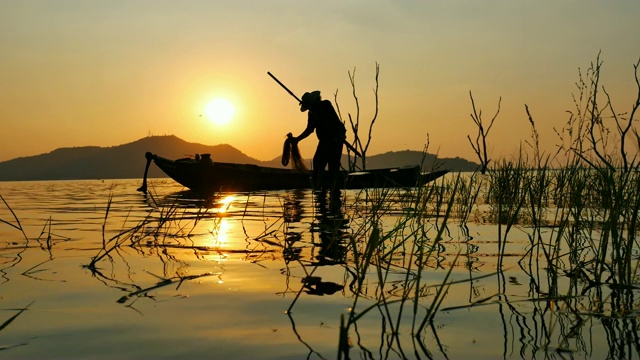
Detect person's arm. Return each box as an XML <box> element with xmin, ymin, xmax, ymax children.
<box><xmin>295</xmin><ymin>115</ymin><xmax>315</xmax><ymax>142</ymax></box>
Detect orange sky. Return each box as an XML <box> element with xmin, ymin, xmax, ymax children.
<box><xmin>1</xmin><ymin>1</ymin><xmax>639</xmax><ymax>163</ymax></box>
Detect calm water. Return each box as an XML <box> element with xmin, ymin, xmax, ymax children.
<box><xmin>0</xmin><ymin>178</ymin><xmax>635</xmax><ymax>359</ymax></box>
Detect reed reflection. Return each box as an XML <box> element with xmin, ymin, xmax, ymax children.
<box><xmin>86</xmin><ymin>190</ymin><xmax>235</xmax><ymax>308</ymax></box>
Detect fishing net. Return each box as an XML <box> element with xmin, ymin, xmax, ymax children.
<box><xmin>282</xmin><ymin>133</ymin><xmax>308</xmax><ymax>172</ymax></box>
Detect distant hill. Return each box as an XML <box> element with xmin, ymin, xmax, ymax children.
<box><xmin>263</xmin><ymin>150</ymin><xmax>478</xmax><ymax>172</ymax></box>
<box><xmin>0</xmin><ymin>135</ymin><xmax>479</xmax><ymax>181</ymax></box>
<box><xmin>353</xmin><ymin>150</ymin><xmax>478</xmax><ymax>172</ymax></box>
<box><xmin>0</xmin><ymin>135</ymin><xmax>258</xmax><ymax>181</ymax></box>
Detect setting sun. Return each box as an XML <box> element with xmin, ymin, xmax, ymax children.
<box><xmin>204</xmin><ymin>98</ymin><xmax>235</xmax><ymax>126</ymax></box>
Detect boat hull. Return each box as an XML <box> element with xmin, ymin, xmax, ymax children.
<box><xmin>142</xmin><ymin>152</ymin><xmax>449</xmax><ymax>193</ymax></box>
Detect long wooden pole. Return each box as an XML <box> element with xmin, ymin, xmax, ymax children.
<box><xmin>268</xmin><ymin>72</ymin><xmax>302</xmax><ymax>103</ymax></box>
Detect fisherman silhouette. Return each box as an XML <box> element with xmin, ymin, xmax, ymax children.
<box><xmin>289</xmin><ymin>91</ymin><xmax>346</xmax><ymax>193</ymax></box>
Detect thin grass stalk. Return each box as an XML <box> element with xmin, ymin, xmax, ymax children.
<box><xmin>625</xmin><ymin>165</ymin><xmax>640</xmax><ymax>283</ymax></box>
<box><xmin>338</xmin><ymin>313</ymin><xmax>347</xmax><ymax>360</ymax></box>
<box><xmin>592</xmin><ymin>171</ymin><xmax>614</xmax><ymax>285</ymax></box>
<box><xmin>386</xmin><ymin>188</ymin><xmax>437</xmax><ymax>341</ymax></box>
<box><xmin>373</xmin><ymin>250</ymin><xmax>403</xmax><ymax>348</ymax></box>
<box><xmin>287</xmin><ymin>266</ymin><xmax>319</xmax><ymax>313</ymax></box>
<box><xmin>354</xmin><ymin>183</ymin><xmax>438</xmax><ymax>340</ymax></box>
<box><xmin>88</xmin><ymin>189</ymin><xmax>196</xmax><ymax>269</ymax></box>
<box><xmin>33</xmin><ymin>216</ymin><xmax>55</xmax><ymax>259</ymax></box>
<box><xmin>101</xmin><ymin>192</ymin><xmax>113</xmax><ymax>249</ymax></box>
<box><xmin>416</xmin><ymin>251</ymin><xmax>461</xmax><ymax>334</ymax></box>
<box><xmin>285</xmin><ymin>312</ymin><xmax>325</xmax><ymax>360</ymax></box>
<box><xmin>610</xmin><ymin>171</ymin><xmax>628</xmax><ymax>285</ymax></box>
<box><xmin>341</xmin><ymin>183</ymin><xmax>451</xmax><ymax>350</ymax></box>
<box><xmin>455</xmin><ymin>171</ymin><xmax>483</xmax><ymax>234</ymax></box>
<box><xmin>360</xmin><ymin>194</ymin><xmax>403</xmax><ymax>331</ymax></box>
<box><xmin>0</xmin><ymin>300</ymin><xmax>34</xmax><ymax>332</ymax></box>
<box><xmin>414</xmin><ymin>176</ymin><xmax>460</xmax><ymax>334</ymax></box>
<box><xmin>386</xmin><ymin>215</ymin><xmax>420</xmax><ymax>337</ymax></box>
<box><xmin>0</xmin><ymin>195</ymin><xmax>28</xmax><ymax>242</ymax></box>
<box><xmin>344</xmin><ymin>187</ymin><xmax>394</xmax><ymax>330</ymax></box>
<box><xmin>410</xmin><ymin>175</ymin><xmax>455</xmax><ymax>332</ymax></box>
<box><xmin>490</xmin><ymin>154</ymin><xmax>528</xmax><ymax>269</ymax></box>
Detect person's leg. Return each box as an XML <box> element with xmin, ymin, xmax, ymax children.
<box><xmin>313</xmin><ymin>142</ymin><xmax>330</xmax><ymax>189</ymax></box>
<box><xmin>327</xmin><ymin>141</ymin><xmax>344</xmax><ymax>201</ymax></box>
<box><xmin>327</xmin><ymin>142</ymin><xmax>343</xmax><ymax>183</ymax></box>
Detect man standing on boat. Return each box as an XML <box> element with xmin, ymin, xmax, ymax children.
<box><xmin>290</xmin><ymin>90</ymin><xmax>346</xmax><ymax>192</ymax></box>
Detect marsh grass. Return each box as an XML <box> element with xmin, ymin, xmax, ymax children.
<box><xmin>1</xmin><ymin>195</ymin><xmax>64</xmax><ymax>280</ymax></box>
<box><xmin>331</xmin><ymin>53</ymin><xmax>640</xmax><ymax>358</ymax></box>
<box><xmin>332</xmin><ymin>173</ymin><xmax>482</xmax><ymax>359</ymax></box>
<box><xmin>456</xmin><ymin>54</ymin><xmax>640</xmax><ymax>358</ymax></box>
<box><xmin>86</xmin><ymin>185</ymin><xmax>225</xmax><ymax>270</ymax></box>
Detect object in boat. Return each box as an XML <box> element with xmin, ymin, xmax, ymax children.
<box><xmin>137</xmin><ymin>152</ymin><xmax>449</xmax><ymax>194</ymax></box>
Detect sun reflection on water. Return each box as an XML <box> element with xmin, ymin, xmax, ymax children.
<box><xmin>203</xmin><ymin>195</ymin><xmax>237</xmax><ymax>264</ymax></box>
<box><xmin>217</xmin><ymin>195</ymin><xmax>236</xmax><ymax>213</ymax></box>
<box><xmin>209</xmin><ymin>218</ymin><xmax>231</xmax><ymax>249</ymax></box>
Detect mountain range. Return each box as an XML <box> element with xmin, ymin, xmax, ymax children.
<box><xmin>0</xmin><ymin>135</ymin><xmax>479</xmax><ymax>181</ymax></box>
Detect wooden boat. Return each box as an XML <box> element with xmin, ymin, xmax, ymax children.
<box><xmin>138</xmin><ymin>152</ymin><xmax>449</xmax><ymax>194</ymax></box>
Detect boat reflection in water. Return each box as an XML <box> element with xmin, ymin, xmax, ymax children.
<box><xmin>143</xmin><ymin>189</ymin><xmax>227</xmax><ymax>210</ymax></box>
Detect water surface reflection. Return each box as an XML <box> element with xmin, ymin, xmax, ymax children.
<box><xmin>0</xmin><ymin>178</ymin><xmax>638</xmax><ymax>359</ymax></box>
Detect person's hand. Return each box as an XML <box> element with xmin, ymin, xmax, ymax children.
<box><xmin>287</xmin><ymin>133</ymin><xmax>298</xmax><ymax>143</ymax></box>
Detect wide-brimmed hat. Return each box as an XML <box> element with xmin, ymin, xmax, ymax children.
<box><xmin>300</xmin><ymin>91</ymin><xmax>321</xmax><ymax>112</ymax></box>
